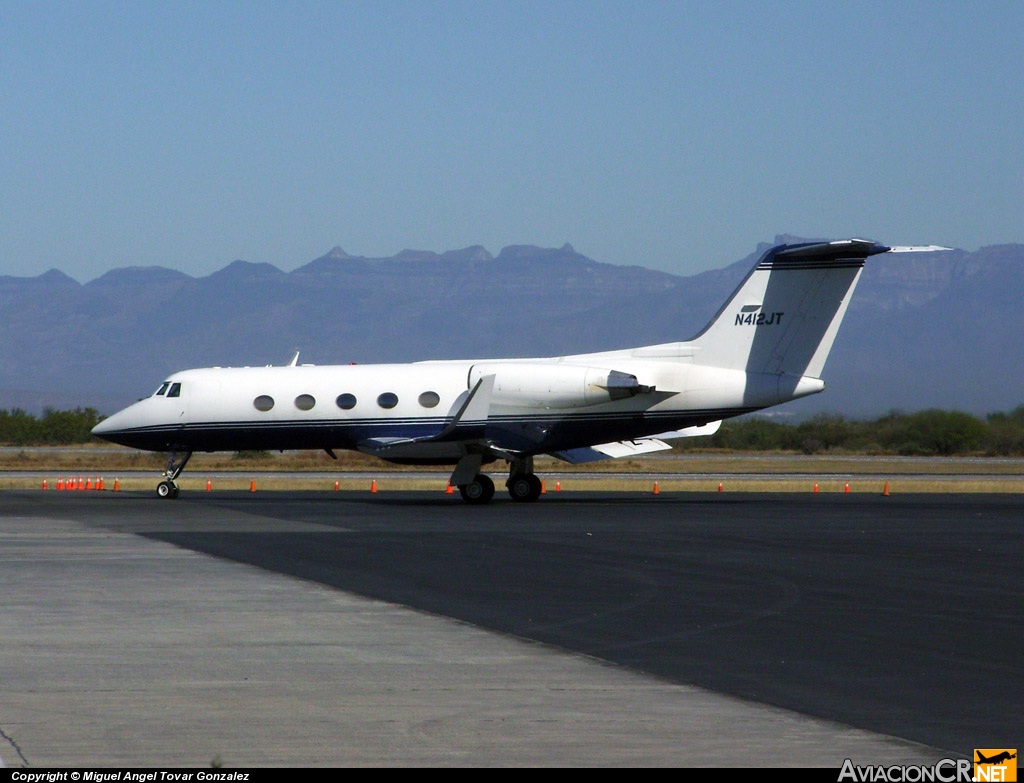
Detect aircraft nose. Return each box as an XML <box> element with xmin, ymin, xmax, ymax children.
<box><xmin>91</xmin><ymin>405</ymin><xmax>138</xmax><ymax>443</ymax></box>
<box><xmin>90</xmin><ymin>399</ymin><xmax>175</xmax><ymax>451</ymax></box>
<box><xmin>91</xmin><ymin>416</ymin><xmax>116</xmax><ymax>437</ymax></box>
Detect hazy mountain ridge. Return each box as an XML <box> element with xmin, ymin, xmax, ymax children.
<box><xmin>1</xmin><ymin>239</ymin><xmax>1021</xmax><ymax>418</ymax></box>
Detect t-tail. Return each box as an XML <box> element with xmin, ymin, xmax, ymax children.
<box><xmin>682</xmin><ymin>239</ymin><xmax>891</xmax><ymax>408</ymax></box>
<box><xmin>691</xmin><ymin>239</ymin><xmax>889</xmax><ymax>372</ymax></box>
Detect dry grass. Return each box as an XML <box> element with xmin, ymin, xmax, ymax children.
<box><xmin>3</xmin><ymin>445</ymin><xmax>1024</xmax><ymax>493</ymax></box>
<box><xmin>5</xmin><ymin>445</ymin><xmax>1024</xmax><ymax>473</ymax></box>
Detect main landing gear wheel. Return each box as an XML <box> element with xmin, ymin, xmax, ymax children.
<box><xmin>156</xmin><ymin>480</ymin><xmax>179</xmax><ymax>499</ymax></box>
<box><xmin>459</xmin><ymin>474</ymin><xmax>495</xmax><ymax>505</ymax></box>
<box><xmin>507</xmin><ymin>473</ymin><xmax>543</xmax><ymax>502</ymax></box>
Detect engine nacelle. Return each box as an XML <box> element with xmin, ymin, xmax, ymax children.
<box><xmin>469</xmin><ymin>363</ymin><xmax>652</xmax><ymax>409</ymax></box>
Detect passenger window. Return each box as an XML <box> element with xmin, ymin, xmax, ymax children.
<box><xmin>167</xmin><ymin>383</ymin><xmax>181</xmax><ymax>398</ymax></box>
<box><xmin>418</xmin><ymin>391</ymin><xmax>440</xmax><ymax>408</ymax></box>
<box><xmin>253</xmin><ymin>395</ymin><xmax>275</xmax><ymax>412</ymax></box>
<box><xmin>154</xmin><ymin>382</ymin><xmax>170</xmax><ymax>397</ymax></box>
<box><xmin>336</xmin><ymin>393</ymin><xmax>357</xmax><ymax>410</ymax></box>
<box><xmin>295</xmin><ymin>394</ymin><xmax>316</xmax><ymax>411</ymax></box>
<box><xmin>377</xmin><ymin>392</ymin><xmax>399</xmax><ymax>409</ymax></box>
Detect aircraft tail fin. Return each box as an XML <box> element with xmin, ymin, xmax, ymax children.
<box><xmin>687</xmin><ymin>239</ymin><xmax>891</xmax><ymax>377</ymax></box>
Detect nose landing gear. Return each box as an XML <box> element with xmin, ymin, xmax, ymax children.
<box><xmin>156</xmin><ymin>480</ymin><xmax>179</xmax><ymax>499</ymax></box>
<box><xmin>156</xmin><ymin>451</ymin><xmax>192</xmax><ymax>499</ymax></box>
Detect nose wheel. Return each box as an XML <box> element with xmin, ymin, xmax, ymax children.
<box><xmin>156</xmin><ymin>451</ymin><xmax>192</xmax><ymax>499</ymax></box>
<box><xmin>157</xmin><ymin>480</ymin><xmax>180</xmax><ymax>499</ymax></box>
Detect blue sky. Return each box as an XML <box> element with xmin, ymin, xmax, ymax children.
<box><xmin>3</xmin><ymin>1</ymin><xmax>1022</xmax><ymax>282</ymax></box>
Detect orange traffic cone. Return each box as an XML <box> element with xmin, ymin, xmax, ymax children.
<box><xmin>883</xmin><ymin>481</ymin><xmax>890</xmax><ymax>497</ymax></box>
<box><xmin>250</xmin><ymin>479</ymin><xmax>257</xmax><ymax>492</ymax></box>
<box><xmin>445</xmin><ymin>483</ymin><xmax>453</xmax><ymax>494</ymax></box>
<box><xmin>844</xmin><ymin>482</ymin><xmax>850</xmax><ymax>493</ymax></box>
<box><xmin>555</xmin><ymin>480</ymin><xmax>561</xmax><ymax>492</ymax></box>
<box><xmin>370</xmin><ymin>479</ymin><xmax>377</xmax><ymax>493</ymax></box>
<box><xmin>653</xmin><ymin>481</ymin><xmax>660</xmax><ymax>495</ymax></box>
<box><xmin>813</xmin><ymin>483</ymin><xmax>819</xmax><ymax>493</ymax></box>
<box><xmin>206</xmin><ymin>478</ymin><xmax>212</xmax><ymax>491</ymax></box>
<box><xmin>334</xmin><ymin>480</ymin><xmax>340</xmax><ymax>491</ymax></box>
<box><xmin>718</xmin><ymin>482</ymin><xmax>723</xmax><ymax>493</ymax></box>
<box><xmin>113</xmin><ymin>478</ymin><xmax>120</xmax><ymax>492</ymax></box>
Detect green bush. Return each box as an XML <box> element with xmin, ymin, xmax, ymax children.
<box><xmin>0</xmin><ymin>408</ymin><xmax>103</xmax><ymax>445</ymax></box>
<box><xmin>674</xmin><ymin>407</ymin><xmax>1016</xmax><ymax>456</ymax></box>
<box><xmin>985</xmin><ymin>406</ymin><xmax>1024</xmax><ymax>456</ymax></box>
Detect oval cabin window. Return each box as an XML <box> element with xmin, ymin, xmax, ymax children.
<box><xmin>377</xmin><ymin>392</ymin><xmax>399</xmax><ymax>409</ymax></box>
<box><xmin>253</xmin><ymin>395</ymin><xmax>275</xmax><ymax>412</ymax></box>
<box><xmin>295</xmin><ymin>394</ymin><xmax>316</xmax><ymax>411</ymax></box>
<box><xmin>336</xmin><ymin>393</ymin><xmax>357</xmax><ymax>410</ymax></box>
<box><xmin>418</xmin><ymin>391</ymin><xmax>440</xmax><ymax>408</ymax></box>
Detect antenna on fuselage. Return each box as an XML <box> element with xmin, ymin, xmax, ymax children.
<box><xmin>288</xmin><ymin>350</ymin><xmax>300</xmax><ymax>367</ymax></box>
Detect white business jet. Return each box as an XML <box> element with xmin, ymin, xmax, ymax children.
<box><xmin>92</xmin><ymin>239</ymin><xmax>943</xmax><ymax>503</ymax></box>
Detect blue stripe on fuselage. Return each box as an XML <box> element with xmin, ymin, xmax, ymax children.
<box><xmin>95</xmin><ymin>407</ymin><xmax>748</xmax><ymax>456</ymax></box>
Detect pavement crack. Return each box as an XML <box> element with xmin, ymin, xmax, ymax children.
<box><xmin>0</xmin><ymin>723</ymin><xmax>29</xmax><ymax>766</ymax></box>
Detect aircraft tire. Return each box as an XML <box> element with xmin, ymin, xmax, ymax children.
<box><xmin>459</xmin><ymin>474</ymin><xmax>495</xmax><ymax>505</ymax></box>
<box><xmin>508</xmin><ymin>473</ymin><xmax>542</xmax><ymax>502</ymax></box>
<box><xmin>156</xmin><ymin>480</ymin><xmax>178</xmax><ymax>499</ymax></box>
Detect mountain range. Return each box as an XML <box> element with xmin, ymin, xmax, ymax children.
<box><xmin>1</xmin><ymin>237</ymin><xmax>1020</xmax><ymax>419</ymax></box>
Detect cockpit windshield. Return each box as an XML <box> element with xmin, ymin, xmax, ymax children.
<box><xmin>154</xmin><ymin>382</ymin><xmax>171</xmax><ymax>397</ymax></box>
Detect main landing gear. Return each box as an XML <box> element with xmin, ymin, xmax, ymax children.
<box><xmin>506</xmin><ymin>471</ymin><xmax>543</xmax><ymax>502</ymax></box>
<box><xmin>457</xmin><ymin>456</ymin><xmax>543</xmax><ymax>505</ymax></box>
<box><xmin>505</xmin><ymin>456</ymin><xmax>542</xmax><ymax>502</ymax></box>
<box><xmin>156</xmin><ymin>450</ymin><xmax>192</xmax><ymax>499</ymax></box>
<box><xmin>458</xmin><ymin>473</ymin><xmax>495</xmax><ymax>505</ymax></box>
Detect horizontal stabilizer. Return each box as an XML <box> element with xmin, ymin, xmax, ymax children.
<box><xmin>886</xmin><ymin>245</ymin><xmax>953</xmax><ymax>253</ymax></box>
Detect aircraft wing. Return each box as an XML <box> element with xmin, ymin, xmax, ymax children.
<box><xmin>551</xmin><ymin>438</ymin><xmax>674</xmax><ymax>464</ymax></box>
<box><xmin>550</xmin><ymin>420</ymin><xmax>721</xmax><ymax>464</ymax></box>
<box><xmin>647</xmin><ymin>420</ymin><xmax>722</xmax><ymax>439</ymax></box>
<box><xmin>357</xmin><ymin>374</ymin><xmax>496</xmax><ymax>461</ymax></box>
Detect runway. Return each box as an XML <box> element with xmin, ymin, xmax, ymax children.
<box><xmin>1</xmin><ymin>489</ymin><xmax>1020</xmax><ymax>766</ymax></box>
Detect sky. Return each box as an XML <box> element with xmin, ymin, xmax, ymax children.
<box><xmin>3</xmin><ymin>1</ymin><xmax>1023</xmax><ymax>282</ymax></box>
